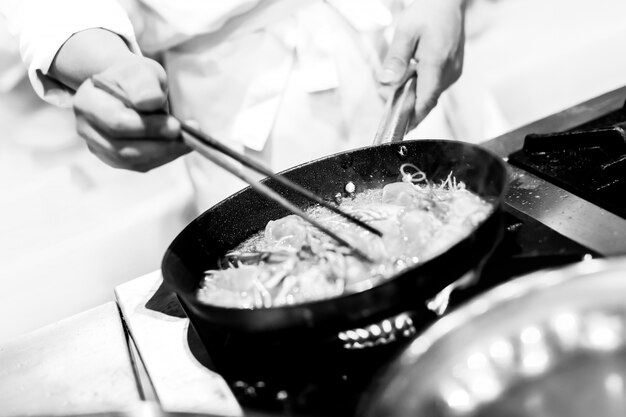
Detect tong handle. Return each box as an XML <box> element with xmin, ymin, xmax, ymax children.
<box><xmin>373</xmin><ymin>67</ymin><xmax>417</xmax><ymax>146</ymax></box>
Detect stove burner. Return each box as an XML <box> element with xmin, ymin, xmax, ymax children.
<box><xmin>508</xmin><ymin>100</ymin><xmax>626</xmax><ymax>218</ymax></box>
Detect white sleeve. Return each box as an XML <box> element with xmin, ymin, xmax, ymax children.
<box><xmin>0</xmin><ymin>0</ymin><xmax>142</xmax><ymax>107</ymax></box>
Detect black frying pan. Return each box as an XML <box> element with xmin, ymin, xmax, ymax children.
<box><xmin>161</xmin><ymin>139</ymin><xmax>508</xmax><ymax>338</ymax></box>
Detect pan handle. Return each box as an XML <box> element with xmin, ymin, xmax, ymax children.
<box><xmin>372</xmin><ymin>64</ymin><xmax>417</xmax><ymax>145</ymax></box>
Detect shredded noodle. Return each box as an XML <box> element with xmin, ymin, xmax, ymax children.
<box><xmin>197</xmin><ymin>166</ymin><xmax>493</xmax><ymax>309</ymax></box>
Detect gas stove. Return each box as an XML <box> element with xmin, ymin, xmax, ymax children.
<box><xmin>178</xmin><ymin>87</ymin><xmax>626</xmax><ymax>417</ymax></box>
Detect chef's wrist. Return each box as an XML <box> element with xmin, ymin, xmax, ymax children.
<box><xmin>49</xmin><ymin>28</ymin><xmax>139</xmax><ymax>91</ymax></box>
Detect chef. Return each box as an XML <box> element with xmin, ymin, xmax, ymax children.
<box><xmin>0</xmin><ymin>0</ymin><xmax>466</xmax><ymax>210</ymax></box>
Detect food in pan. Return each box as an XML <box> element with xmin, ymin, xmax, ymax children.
<box><xmin>197</xmin><ymin>164</ymin><xmax>493</xmax><ymax>309</ymax></box>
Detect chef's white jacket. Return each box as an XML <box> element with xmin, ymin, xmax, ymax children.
<box><xmin>0</xmin><ymin>0</ymin><xmax>398</xmax><ymax>209</ymax></box>
<box><xmin>7</xmin><ymin>0</ymin><xmax>624</xmax><ymax>210</ymax></box>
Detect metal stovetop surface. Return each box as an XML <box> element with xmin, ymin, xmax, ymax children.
<box><xmin>483</xmin><ymin>85</ymin><xmax>626</xmax><ymax>257</ymax></box>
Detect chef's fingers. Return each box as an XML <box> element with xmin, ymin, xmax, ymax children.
<box><xmin>76</xmin><ymin>117</ymin><xmax>190</xmax><ymax>172</ymax></box>
<box><xmin>411</xmin><ymin>61</ymin><xmax>444</xmax><ymax>129</ymax></box>
<box><xmin>411</xmin><ymin>11</ymin><xmax>464</xmax><ymax>128</ymax></box>
<box><xmin>412</xmin><ymin>57</ymin><xmax>463</xmax><ymax>130</ymax></box>
<box><xmin>74</xmin><ymin>79</ymin><xmax>181</xmax><ymax>140</ymax></box>
<box><xmin>378</xmin><ymin>13</ymin><xmax>419</xmax><ymax>91</ymax></box>
<box><xmin>74</xmin><ymin>78</ymin><xmax>189</xmax><ymax>172</ymax></box>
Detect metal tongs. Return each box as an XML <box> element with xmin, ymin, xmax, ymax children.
<box><xmin>91</xmin><ymin>75</ymin><xmax>381</xmax><ymax>262</ymax></box>
<box><xmin>373</xmin><ymin>62</ymin><xmax>418</xmax><ymax>145</ymax></box>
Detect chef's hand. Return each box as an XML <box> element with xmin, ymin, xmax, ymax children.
<box><xmin>379</xmin><ymin>0</ymin><xmax>466</xmax><ymax>128</ymax></box>
<box><xmin>73</xmin><ymin>55</ymin><xmax>190</xmax><ymax>172</ymax></box>
<box><xmin>49</xmin><ymin>28</ymin><xmax>189</xmax><ymax>172</ymax></box>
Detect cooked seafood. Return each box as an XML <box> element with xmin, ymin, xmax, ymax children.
<box><xmin>197</xmin><ymin>164</ymin><xmax>493</xmax><ymax>309</ymax></box>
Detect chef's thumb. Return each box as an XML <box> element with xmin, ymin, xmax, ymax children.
<box><xmin>379</xmin><ymin>58</ymin><xmax>407</xmax><ymax>86</ymax></box>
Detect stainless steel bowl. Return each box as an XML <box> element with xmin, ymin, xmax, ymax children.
<box><xmin>360</xmin><ymin>257</ymin><xmax>626</xmax><ymax>417</ymax></box>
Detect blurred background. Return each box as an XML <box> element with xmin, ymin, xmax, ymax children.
<box><xmin>1</xmin><ymin>0</ymin><xmax>626</xmax><ymax>344</ymax></box>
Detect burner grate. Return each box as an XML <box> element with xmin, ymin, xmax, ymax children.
<box><xmin>508</xmin><ymin>101</ymin><xmax>626</xmax><ymax>219</ymax></box>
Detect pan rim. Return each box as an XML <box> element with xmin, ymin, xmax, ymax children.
<box><xmin>161</xmin><ymin>139</ymin><xmax>508</xmax><ymax>333</ymax></box>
